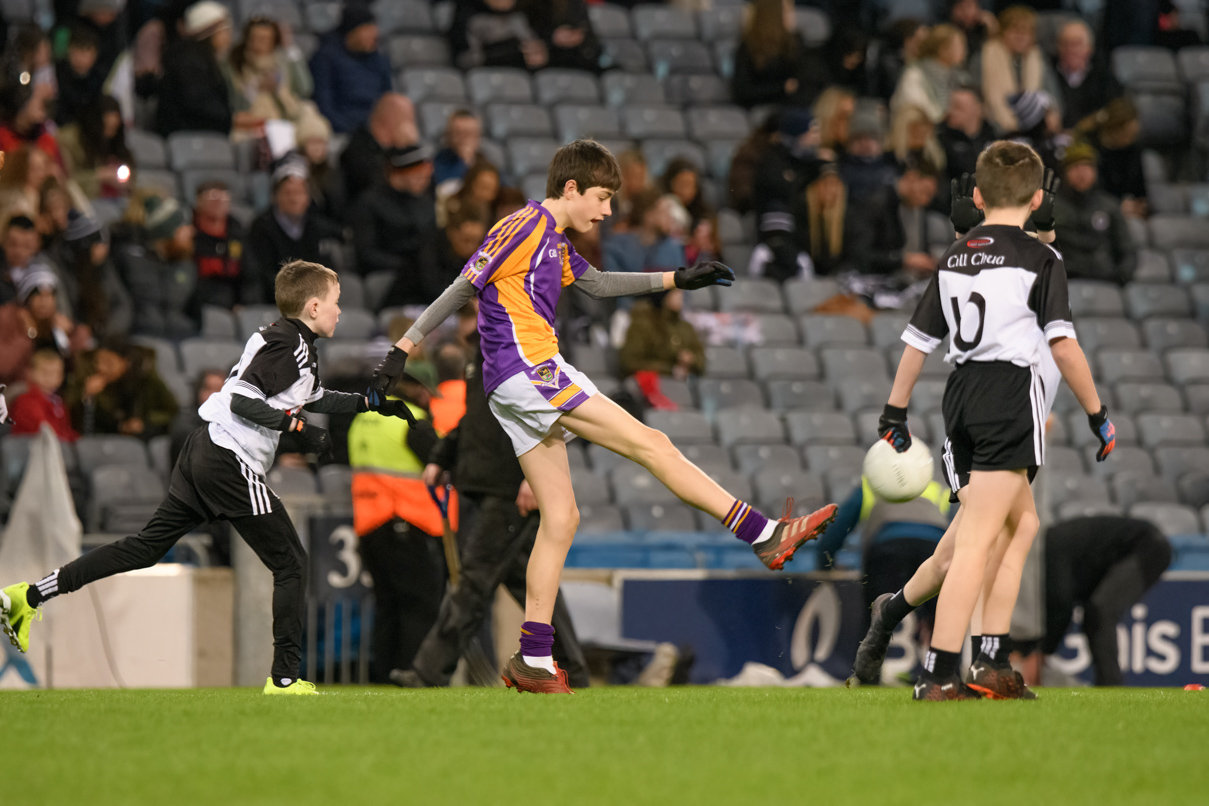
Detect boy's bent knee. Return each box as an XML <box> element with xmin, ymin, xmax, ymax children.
<box><xmin>540</xmin><ymin>502</ymin><xmax>580</xmax><ymax>543</ymax></box>
<box><xmin>632</xmin><ymin>426</ymin><xmax>678</xmax><ymax>466</ymax></box>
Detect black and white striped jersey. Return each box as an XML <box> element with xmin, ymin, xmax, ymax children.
<box><xmin>199</xmin><ymin>318</ymin><xmax>324</xmax><ymax>474</ymax></box>
<box><xmin>902</xmin><ymin>224</ymin><xmax>1077</xmax><ymax>368</ymax></box>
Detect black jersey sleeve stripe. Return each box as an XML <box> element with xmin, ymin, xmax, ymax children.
<box><xmin>239</xmin><ymin>339</ymin><xmax>303</xmax><ymax>400</ymax></box>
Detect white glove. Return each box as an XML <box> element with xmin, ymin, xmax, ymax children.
<box><xmin>0</xmin><ymin>384</ymin><xmax>8</xmax><ymax>423</ymax></box>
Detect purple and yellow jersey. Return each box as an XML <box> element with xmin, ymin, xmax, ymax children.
<box><xmin>461</xmin><ymin>200</ymin><xmax>590</xmax><ymax>394</ymax></box>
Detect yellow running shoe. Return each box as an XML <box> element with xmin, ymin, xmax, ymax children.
<box><xmin>1</xmin><ymin>583</ymin><xmax>41</xmax><ymax>654</ymax></box>
<box><xmin>263</xmin><ymin>677</ymin><xmax>318</xmax><ymax>695</ymax></box>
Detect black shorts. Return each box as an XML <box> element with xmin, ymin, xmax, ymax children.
<box><xmin>939</xmin><ymin>361</ymin><xmax>1044</xmax><ymax>500</ymax></box>
<box><xmin>169</xmin><ymin>427</ymin><xmax>282</xmax><ymax>520</ymax></box>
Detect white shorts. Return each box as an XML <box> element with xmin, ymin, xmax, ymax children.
<box><xmin>488</xmin><ymin>354</ymin><xmax>599</xmax><ymax>456</ymax></box>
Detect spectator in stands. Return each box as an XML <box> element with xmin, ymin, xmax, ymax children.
<box><xmin>170</xmin><ymin>367</ymin><xmax>226</xmax><ymax>466</ymax></box>
<box><xmin>728</xmin><ymin>114</ymin><xmax>779</xmax><ymax>215</ymax></box>
<box><xmin>352</xmin><ymin>144</ymin><xmax>444</xmax><ymax>304</ymax></box>
<box><xmin>0</xmin><ymin>73</ymin><xmax>63</xmax><ymax>168</ymax></box>
<box><xmin>1006</xmin><ymin>90</ymin><xmax>1063</xmax><ymax>171</ymax></box>
<box><xmin>751</xmin><ymin>108</ymin><xmax>827</xmax><ymax>280</ymax></box>
<box><xmin>120</xmin><ymin>194</ymin><xmax>196</xmax><ymax>337</ymax></box>
<box><xmin>871</xmin><ymin>18</ymin><xmax>927</xmax><ymax>101</ymax></box>
<box><xmin>687</xmin><ymin>215</ymin><xmax>722</xmax><ymax>267</ymax></box>
<box><xmin>437</xmin><ymin>206</ymin><xmax>489</xmax><ymax>281</ymax></box>
<box><xmin>981</xmin><ymin>6</ymin><xmax>1057</xmax><ymax>134</ymax></box>
<box><xmin>887</xmin><ymin>104</ymin><xmax>947</xmax><ymax>175</ymax></box>
<box><xmin>891</xmin><ymin>25</ymin><xmax>969</xmax><ymax>124</ymax></box>
<box><xmin>295</xmin><ymin>114</ymin><xmax>343</xmax><ymax>225</ymax></box>
<box><xmin>937</xmin><ymin>86</ymin><xmax>993</xmax><ymax>187</ymax></box>
<box><xmin>814</xmin><ymin>87</ymin><xmax>856</xmax><ymax>158</ymax></box>
<box><xmin>8</xmin><ymin>349</ymin><xmax>77</xmax><ymax>441</ymax></box>
<box><xmin>1052</xmin><ymin>141</ymin><xmax>1136</xmax><ymax>284</ymax></box>
<box><xmin>52</xmin><ymin>210</ymin><xmax>133</xmax><ymax>338</ymax></box>
<box><xmin>0</xmin><ymin>215</ymin><xmax>43</xmax><ymax>306</ymax></box>
<box><xmin>440</xmin><ymin>158</ymin><xmax>501</xmax><ymax>227</ymax></box>
<box><xmin>191</xmin><ymin>180</ymin><xmax>248</xmax><ymax>310</ymax></box>
<box><xmin>603</xmin><ymin>188</ymin><xmax>686</xmax><ymax>276</ymax></box>
<box><xmin>754</xmin><ymin>160</ymin><xmax>849</xmax><ymax>283</ymax></box>
<box><xmin>0</xmin><ymin>146</ymin><xmax>54</xmax><ymax>223</ymax></box>
<box><xmin>948</xmin><ymin>0</ymin><xmax>996</xmax><ymax>60</ymax></box>
<box><xmin>524</xmin><ymin>0</ymin><xmax>601</xmax><ymax>74</ymax></box>
<box><xmin>1052</xmin><ymin>19</ymin><xmax>1121</xmax><ymax>130</ymax></box>
<box><xmin>0</xmin><ymin>267</ymin><xmax>73</xmax><ymax>384</ymax></box>
<box><xmin>8</xmin><ymin>24</ymin><xmax>56</xmax><ymax>106</ymax></box>
<box><xmin>155</xmin><ymin>1</ymin><xmax>234</xmax><ymax>136</ymax></box>
<box><xmin>67</xmin><ymin>335</ymin><xmax>178</xmax><ymax>438</ymax></box>
<box><xmin>450</xmin><ymin>0</ymin><xmax>548</xmax><ymax>71</ymax></box>
<box><xmin>228</xmin><ymin>15</ymin><xmax>326</xmax><ymax>142</ymax></box>
<box><xmin>66</xmin><ymin>0</ymin><xmax>129</xmax><ymax>81</ymax></box>
<box><xmin>433</xmin><ymin>110</ymin><xmax>484</xmax><ymax>187</ymax></box>
<box><xmin>839</xmin><ymin>105</ymin><xmax>897</xmax><ymax>204</ymax></box>
<box><xmin>620</xmin><ymin>288</ymin><xmax>705</xmax><ymax>382</ymax></box>
<box><xmin>822</xmin><ymin>26</ymin><xmax>869</xmax><ymax>95</ymax></box>
<box><xmin>1077</xmin><ymin>98</ymin><xmax>1148</xmax><ymax>217</ymax></box>
<box><xmin>661</xmin><ymin>158</ymin><xmax>711</xmax><ymax>231</ymax></box>
<box><xmin>732</xmin><ymin>0</ymin><xmax>828</xmax><ymax>109</ymax></box>
<box><xmin>341</xmin><ymin>93</ymin><xmax>418</xmax><ymax>211</ymax></box>
<box><xmin>53</xmin><ymin>25</ymin><xmax>105</xmax><ymax>127</ymax></box>
<box><xmin>309</xmin><ymin>3</ymin><xmax>393</xmax><ymax>134</ymax></box>
<box><xmin>56</xmin><ymin>95</ymin><xmax>134</xmax><ymax>203</ymax></box>
<box><xmin>245</xmin><ymin>158</ymin><xmax>339</xmax><ymax>304</ymax></box>
<box><xmin>1153</xmin><ymin>1</ymin><xmax>1203</xmax><ymax>51</ymax></box>
<box><xmin>492</xmin><ymin>185</ymin><xmax>526</xmax><ymax>224</ymax></box>
<box><xmin>37</xmin><ymin>179</ymin><xmax>72</xmax><ymax>250</ymax></box>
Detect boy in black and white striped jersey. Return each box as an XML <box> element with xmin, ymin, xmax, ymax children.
<box><xmin>0</xmin><ymin>261</ymin><xmax>413</xmax><ymax>694</ymax></box>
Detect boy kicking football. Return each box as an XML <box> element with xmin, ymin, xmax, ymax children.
<box><xmin>869</xmin><ymin>142</ymin><xmax>1113</xmax><ymax>700</ymax></box>
<box><xmin>370</xmin><ymin>139</ymin><xmax>838</xmax><ymax>693</ymax></box>
<box><xmin>0</xmin><ymin>261</ymin><xmax>412</xmax><ymax>694</ymax></box>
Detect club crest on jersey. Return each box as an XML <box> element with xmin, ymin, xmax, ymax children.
<box><xmin>966</xmin><ymin>237</ymin><xmax>994</xmax><ymax>248</ymax></box>
<box><xmin>531</xmin><ymin>364</ymin><xmax>560</xmax><ymax>388</ymax></box>
<box><xmin>464</xmin><ymin>254</ymin><xmax>489</xmax><ymax>281</ymax></box>
<box><xmin>558</xmin><ymin>242</ymin><xmax>569</xmax><ymax>268</ymax></box>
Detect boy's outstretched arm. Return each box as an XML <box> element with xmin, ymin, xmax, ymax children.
<box><xmin>373</xmin><ymin>276</ymin><xmax>477</xmax><ymax>391</ymax></box>
<box><xmin>1051</xmin><ymin>335</ymin><xmax>1115</xmax><ymax>460</ymax></box>
<box><xmin>572</xmin><ymin>261</ymin><xmax>734</xmax><ymax>299</ymax></box>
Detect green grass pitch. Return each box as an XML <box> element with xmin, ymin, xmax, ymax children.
<box><xmin>8</xmin><ymin>686</ymin><xmax>1206</xmax><ymax>805</ymax></box>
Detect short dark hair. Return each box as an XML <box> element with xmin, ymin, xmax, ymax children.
<box><xmin>627</xmin><ymin>187</ymin><xmax>662</xmax><ymax>228</ymax></box>
<box><xmin>68</xmin><ymin>24</ymin><xmax>100</xmax><ymax>51</ymax></box>
<box><xmin>434</xmin><ymin>342</ymin><xmax>466</xmax><ymax>383</ymax></box>
<box><xmin>5</xmin><ymin>215</ymin><xmax>37</xmax><ymax>233</ymax></box>
<box><xmin>275</xmin><ymin>260</ymin><xmax>339</xmax><ymax>318</ymax></box>
<box><xmin>545</xmin><ymin>139</ymin><xmax>622</xmax><ymax>199</ymax></box>
<box><xmin>975</xmin><ymin>140</ymin><xmax>1043</xmax><ymax>209</ymax></box>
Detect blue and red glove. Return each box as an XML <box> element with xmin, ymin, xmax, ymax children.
<box><xmin>878</xmin><ymin>404</ymin><xmax>912</xmax><ymax>453</ymax></box>
<box><xmin>1089</xmin><ymin>406</ymin><xmax>1115</xmax><ymax>462</ymax></box>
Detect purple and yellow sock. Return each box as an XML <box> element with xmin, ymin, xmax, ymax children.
<box><xmin>519</xmin><ymin>621</ymin><xmax>555</xmax><ymax>657</ymax></box>
<box><xmin>723</xmin><ymin>500</ymin><xmax>771</xmax><ymax>545</ymax></box>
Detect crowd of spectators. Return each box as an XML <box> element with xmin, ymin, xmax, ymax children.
<box><xmin>0</xmin><ymin>0</ymin><xmax>1197</xmax><ymax>442</ymax></box>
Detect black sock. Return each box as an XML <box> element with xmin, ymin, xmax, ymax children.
<box><xmin>25</xmin><ymin>585</ymin><xmax>45</xmax><ymax>608</ymax></box>
<box><xmin>923</xmin><ymin>648</ymin><xmax>961</xmax><ymax>680</ymax></box>
<box><xmin>970</xmin><ymin>635</ymin><xmax>982</xmax><ymax>661</ymax></box>
<box><xmin>882</xmin><ymin>589</ymin><xmax>916</xmax><ymax>625</ymax></box>
<box><xmin>979</xmin><ymin>633</ymin><xmax>1011</xmax><ymax>665</ymax></box>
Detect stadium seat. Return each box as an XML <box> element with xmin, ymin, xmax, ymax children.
<box><xmin>1056</xmin><ymin>500</ymin><xmax>1123</xmax><ymax>520</ymax></box>
<box><xmin>76</xmin><ymin>435</ymin><xmax>148</xmax><ymax>475</ymax></box>
<box><xmin>1077</xmin><ymin>317</ymin><xmax>1142</xmax><ymax>351</ymax></box>
<box><xmin>1112</xmin><ymin>471</ymin><xmax>1178</xmax><ymax>510</ymax></box>
<box><xmin>167</xmin><ymin>132</ymin><xmax>234</xmax><ymax>171</ymax></box>
<box><xmin>317</xmin><ymin>341</ymin><xmax>375</xmax><ymax>382</ymax></box>
<box><xmin>1171</xmin><ymin>249</ymin><xmax>1209</xmax><ymax>285</ymax></box>
<box><xmin>733</xmin><ymin>444</ymin><xmax>801</xmax><ymax>477</ymax></box>
<box><xmin>753</xmin><ymin>469</ymin><xmax>825</xmax><ymax>513</ymax></box>
<box><xmin>126</xmin><ymin>129</ymin><xmax>167</xmax><ymax>169</ymax></box>
<box><xmin>267</xmin><ymin>466</ymin><xmax>318</xmax><ymax>497</ymax></box>
<box><xmin>632</xmin><ymin>4</ymin><xmax>696</xmax><ymax>40</ymax></box>
<box><xmin>554</xmin><ymin>104</ymin><xmax>622</xmax><ymax>141</ymax></box>
<box><xmin>1195</xmin><ymin>284</ymin><xmax>1209</xmax><ymax>322</ymax></box>
<box><xmin>1097</xmin><ymin>349</ymin><xmax>1166</xmax><ymax>383</ymax></box>
<box><xmin>665</xmin><ymin>74</ymin><xmax>731</xmax><ymax>106</ymax></box>
<box><xmin>1114</xmin><ymin>382</ymin><xmax>1184</xmax><ymax>413</ymax></box>
<box><xmin>305</xmin><ymin>1</ymin><xmax>340</xmax><ymax>33</ymax></box>
<box><xmin>1068</xmin><ymin>281</ymin><xmax>1126</xmax><ymax>316</ymax></box>
<box><xmin>467</xmin><ymin>68</ymin><xmax>533</xmax><ymax>105</ymax></box>
<box><xmin>1126</xmin><ymin>283</ymin><xmax>1193</xmax><ymax>318</ymax></box>
<box><xmin>1149</xmin><ymin>214</ymin><xmax>1209</xmax><ymax>248</ymax></box>
<box><xmin>416</xmin><ymin>101</ymin><xmax>466</xmax><ymax>140</ymax></box>
<box><xmin>626</xmin><ymin>503</ymin><xmax>697</xmax><ymax>532</ymax></box>
<box><xmin>588</xmin><ymin>4</ymin><xmax>631</xmax><ymax>39</ymax></box>
<box><xmin>715</xmin><ymin>208</ymin><xmax>746</xmax><ymax>244</ymax></box>
<box><xmin>784</xmin><ymin>278</ymin><xmax>842</xmax><ymax>315</ymax></box>
<box><xmin>1167</xmin><ymin>348</ymin><xmax>1209</xmax><ymax>384</ymax></box>
<box><xmin>534</xmin><ymin>69</ymin><xmax>600</xmax><ymax>105</ymax></box>
<box><xmin>610</xmin><ymin>465</ymin><xmax>679</xmax><ymax>505</ymax></box>
<box><xmin>1177</xmin><ymin>469</ymin><xmax>1209</xmax><ymax>508</ymax></box>
<box><xmin>378</xmin><ymin>0</ymin><xmax>435</xmax><ymax>34</ymax></box>
<box><xmin>716</xmin><ymin>409</ymin><xmax>785</xmax><ymax>447</ymax></box>
<box><xmin>798</xmin><ymin>314</ymin><xmax>868</xmax><ymax>348</ymax></box>
<box><xmin>1054</xmin><ymin>380</ymin><xmax>1115</xmax><ymax>415</ymax></box>
<box><xmin>676</xmin><ymin>443</ymin><xmax>732</xmax><ymax>475</ymax></box>
<box><xmin>506</xmin><ymin>138</ymin><xmax>560</xmax><ymax>177</ymax></box>
<box><xmin>486</xmin><ymin>104</ymin><xmax>553</xmax><ymax>139</ymax></box>
<box><xmin>236</xmin><ymin>305</ymin><xmax>278</xmax><ymax>339</ymax></box>
<box><xmin>333</xmin><ymin>309</ymin><xmax>375</xmax><ymax>340</ymax></box>
<box><xmin>856</xmin><ymin>409</ymin><xmax>931</xmax><ymax>446</ymax></box>
<box><xmin>1069</xmin><ymin>411</ymin><xmax>1139</xmax><ymax>449</ymax></box>
<box><xmin>1112</xmin><ymin>46</ymin><xmax>1181</xmax><ymax>92</ymax></box>
<box><xmin>601</xmin><ymin>71</ymin><xmax>665</xmax><ymax>106</ymax></box>
<box><xmin>826</xmin><ymin>468</ymin><xmax>863</xmax><ymax>502</ymax></box>
<box><xmin>1144</xmin><ymin>319</ymin><xmax>1208</xmax><ymax>351</ymax></box>
<box><xmin>1146</xmin><ymin>184</ymin><xmax>1186</xmax><ymax>215</ymax></box>
<box><xmin>1047</xmin><ymin>474</ymin><xmax>1111</xmax><ymax>507</ymax></box>
<box><xmin>870</xmin><ymin>313</ymin><xmax>912</xmax><ymax>348</ymax></box>
<box><xmin>1134</xmin><ymin>93</ymin><xmax>1187</xmax><ymax>148</ymax></box>
<box><xmin>1178</xmin><ymin>45</ymin><xmax>1209</xmax><ymax>82</ymax></box>
<box><xmin>908</xmin><ymin>379</ymin><xmax>949</xmax><ymax>414</ymax></box>
<box><xmin>766</xmin><ymin>379</ymin><xmax>834</xmax><ymax>411</ymax></box>
<box><xmin>1137</xmin><ymin>413</ymin><xmax>1206</xmax><ymax>447</ymax></box>
<box><xmin>1187</xmin><ymin>384</ymin><xmax>1209</xmax><ymax>414</ymax></box>
<box><xmin>201</xmin><ymin>305</ymin><xmax>237</xmax><ymax>339</ymax></box>
<box><xmin>794</xmin><ymin>7</ymin><xmax>831</xmax><ymax>47</ymax></box>
<box><xmin>785</xmin><ymin>411</ymin><xmax>856</xmax><ymax>445</ymax></box>
<box><xmin>578</xmin><ymin>503</ymin><xmax>627</xmax><ymax>533</ymax></box>
<box><xmin>1133</xmin><ymin>248</ymin><xmax>1173</xmax><ymax>282</ymax></box>
<box><xmin>400</xmin><ymin>68</ymin><xmax>466</xmax><ymax>102</ymax></box>
<box><xmin>802</xmin><ymin>444</ymin><xmax>865</xmax><ymax>475</ymax></box>
<box><xmin>647</xmin><ymin>39</ymin><xmax>714</xmax><ymax>76</ymax></box>
<box><xmin>1126</xmin><ymin>214</ymin><xmax>1150</xmax><ymax>246</ymax></box>
<box><xmin>179</xmin><ymin>339</ymin><xmax>244</xmax><ymax>378</ymax></box>
<box><xmin>1047</xmin><ymin>446</ymin><xmax>1087</xmax><ymax>475</ymax></box>
<box><xmin>750</xmin><ymin>347</ymin><xmax>818</xmax><ymax>381</ymax></box>
<box><xmin>697</xmin><ymin>5</ymin><xmax>742</xmax><ymax>42</ymax></box>
<box><xmin>685</xmin><ymin>106</ymin><xmax>749</xmax><ymax>141</ymax></box>
<box><xmin>387</xmin><ymin>35</ymin><xmax>450</xmax><ymax>67</ymax></box>
<box><xmin>88</xmin><ymin>466</ymin><xmax>165</xmax><ymax>532</ymax></box>
<box><xmin>181</xmin><ymin>168</ymin><xmax>247</xmax><ymax>205</ymax></box>
<box><xmin>752</xmin><ymin>314</ymin><xmax>798</xmax><ymax>345</ymax></box>
<box><xmin>133</xmin><ymin>168</ymin><xmax>180</xmax><ymax>199</ymax></box>
<box><xmin>705</xmin><ymin>468</ymin><xmax>753</xmax><ymax>503</ymax></box>
<box><xmin>599</xmin><ymin>39</ymin><xmax>650</xmax><ymax>74</ymax></box>
<box><xmin>640</xmin><ymin>139</ymin><xmax>705</xmax><ymax>178</ymax></box>
<box><xmin>704</xmin><ymin>345</ymin><xmax>749</xmax><ymax>378</ymax></box>
<box><xmin>318</xmin><ymin>464</ymin><xmax>353</xmax><ymax>505</ymax></box>
<box><xmin>697</xmin><ymin>378</ymin><xmax>764</xmax><ymax>410</ymax></box>
<box><xmin>1129</xmin><ymin>502</ymin><xmax>1202</xmax><ymax>536</ymax></box>
<box><xmin>717</xmin><ymin>278</ymin><xmax>781</xmax><ymax>313</ymax></box>
<box><xmin>570</xmin><ymin>468</ymin><xmax>613</xmax><ymax>506</ymax></box>
<box><xmin>1155</xmin><ymin>445</ymin><xmax>1209</xmax><ymax>480</ymax></box>
<box><xmin>621</xmin><ymin>106</ymin><xmax>686</xmax><ymax>139</ymax></box>
<box><xmin>836</xmin><ymin>376</ymin><xmax>893</xmax><ymax>412</ymax></box>
<box><xmin>820</xmin><ymin>347</ymin><xmax>887</xmax><ymax>381</ymax></box>
<box><xmin>241</xmin><ymin>0</ymin><xmax>301</xmax><ymax>27</ymax></box>
<box><xmin>645</xmin><ymin>410</ymin><xmax>714</xmax><ymax>444</ymax></box>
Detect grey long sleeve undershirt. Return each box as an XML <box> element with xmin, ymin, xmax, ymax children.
<box><xmin>403</xmin><ymin>268</ymin><xmax>666</xmax><ymax>345</ymax></box>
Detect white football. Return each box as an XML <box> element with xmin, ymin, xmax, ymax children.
<box><xmin>863</xmin><ymin>438</ymin><xmax>934</xmax><ymax>503</ymax></box>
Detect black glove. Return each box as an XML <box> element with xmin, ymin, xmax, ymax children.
<box><xmin>674</xmin><ymin>261</ymin><xmax>735</xmax><ymax>290</ymax></box>
<box><xmin>283</xmin><ymin>415</ymin><xmax>333</xmax><ymax>457</ymax></box>
<box><xmin>1088</xmin><ymin>405</ymin><xmax>1115</xmax><ymax>462</ymax></box>
<box><xmin>1030</xmin><ymin>168</ymin><xmax>1060</xmax><ymax>233</ymax></box>
<box><xmin>370</xmin><ymin>347</ymin><xmax>408</xmax><ymax>396</ymax></box>
<box><xmin>878</xmin><ymin>404</ymin><xmax>911</xmax><ymax>453</ymax></box>
<box><xmin>950</xmin><ymin>173</ymin><xmax>983</xmax><ymax>235</ymax></box>
<box><xmin>363</xmin><ymin>393</ymin><xmax>418</xmax><ymax>426</ymax></box>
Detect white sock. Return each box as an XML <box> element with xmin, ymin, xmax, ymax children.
<box><xmin>751</xmin><ymin>519</ymin><xmax>778</xmax><ymax>546</ymax></box>
<box><xmin>523</xmin><ymin>655</ymin><xmax>557</xmax><ymax>674</ymax></box>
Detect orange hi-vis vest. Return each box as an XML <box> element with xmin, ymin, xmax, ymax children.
<box><xmin>347</xmin><ymin>401</ymin><xmax>457</xmax><ymax>538</ymax></box>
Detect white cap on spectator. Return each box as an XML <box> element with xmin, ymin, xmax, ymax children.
<box><xmin>184</xmin><ymin>1</ymin><xmax>232</xmax><ymax>39</ymax></box>
<box><xmin>17</xmin><ymin>265</ymin><xmax>58</xmax><ymax>303</ymax></box>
